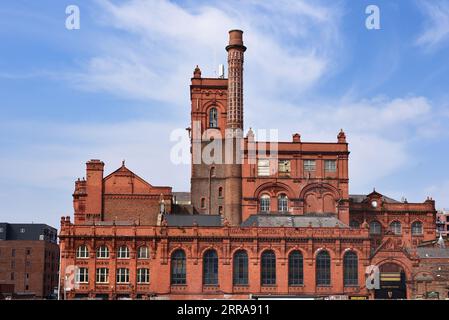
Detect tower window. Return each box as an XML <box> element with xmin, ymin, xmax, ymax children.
<box><xmin>278</xmin><ymin>194</ymin><xmax>288</xmax><ymax>212</ymax></box>
<box><xmin>218</xmin><ymin>187</ymin><xmax>223</xmax><ymax>198</ymax></box>
<box><xmin>209</xmin><ymin>107</ymin><xmax>218</xmax><ymax>128</ymax></box>
<box><xmin>201</xmin><ymin>198</ymin><xmax>206</xmax><ymax>209</ymax></box>
<box><xmin>324</xmin><ymin>160</ymin><xmax>336</xmax><ymax>172</ymax></box>
<box><xmin>260</xmin><ymin>195</ymin><xmax>270</xmax><ymax>213</ymax></box>
<box><xmin>257</xmin><ymin>159</ymin><xmax>270</xmax><ymax>176</ymax></box>
<box><xmin>304</xmin><ymin>160</ymin><xmax>316</xmax><ymax>172</ymax></box>
<box><xmin>411</xmin><ymin>221</ymin><xmax>423</xmax><ymax>235</ymax></box>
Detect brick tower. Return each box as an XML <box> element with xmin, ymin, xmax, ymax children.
<box><xmin>224</xmin><ymin>30</ymin><xmax>246</xmax><ymax>225</ymax></box>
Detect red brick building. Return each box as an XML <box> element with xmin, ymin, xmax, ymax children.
<box><xmin>59</xmin><ymin>30</ymin><xmax>439</xmax><ymax>300</ymax></box>
<box><xmin>0</xmin><ymin>223</ymin><xmax>59</xmax><ymax>299</ymax></box>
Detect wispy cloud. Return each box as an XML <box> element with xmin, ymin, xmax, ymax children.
<box><xmin>71</xmin><ymin>0</ymin><xmax>343</xmax><ymax>104</ymax></box>
<box><xmin>416</xmin><ymin>0</ymin><xmax>449</xmax><ymax>48</ymax></box>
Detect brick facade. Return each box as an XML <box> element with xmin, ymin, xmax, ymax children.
<box><xmin>59</xmin><ymin>29</ymin><xmax>440</xmax><ymax>300</ymax></box>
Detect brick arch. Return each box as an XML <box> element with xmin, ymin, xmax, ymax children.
<box><xmin>254</xmin><ymin>182</ymin><xmax>295</xmax><ymax>199</ymax></box>
<box><xmin>313</xmin><ymin>247</ymin><xmax>335</xmax><ymax>260</ymax></box>
<box><xmin>412</xmin><ymin>270</ymin><xmax>435</xmax><ymax>281</ymax></box>
<box><xmin>300</xmin><ymin>183</ymin><xmax>341</xmax><ymax>214</ymax></box>
<box><xmin>200</xmin><ymin>246</ymin><xmax>221</xmax><ymax>259</ymax></box>
<box><xmin>371</xmin><ymin>258</ymin><xmax>412</xmax><ymax>280</ymax></box>
<box><xmin>341</xmin><ymin>247</ymin><xmax>363</xmax><ymax>259</ymax></box>
<box><xmin>203</xmin><ymin>100</ymin><xmax>226</xmax><ymax>114</ymax></box>
<box><xmin>168</xmin><ymin>246</ymin><xmax>189</xmax><ymax>259</ymax></box>
<box><xmin>286</xmin><ymin>247</ymin><xmax>308</xmax><ymax>260</ymax></box>
<box><xmin>259</xmin><ymin>247</ymin><xmax>280</xmax><ymax>259</ymax></box>
<box><xmin>299</xmin><ymin>182</ymin><xmax>340</xmax><ymax>199</ymax></box>
<box><xmin>230</xmin><ymin>247</ymin><xmax>250</xmax><ymax>257</ymax></box>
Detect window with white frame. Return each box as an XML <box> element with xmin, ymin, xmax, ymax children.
<box><xmin>257</xmin><ymin>159</ymin><xmax>270</xmax><ymax>176</ymax></box>
<box><xmin>76</xmin><ymin>245</ymin><xmax>89</xmax><ymax>259</ymax></box>
<box><xmin>324</xmin><ymin>160</ymin><xmax>336</xmax><ymax>172</ymax></box>
<box><xmin>96</xmin><ymin>268</ymin><xmax>109</xmax><ymax>283</ymax></box>
<box><xmin>117</xmin><ymin>246</ymin><xmax>130</xmax><ymax>259</ymax></box>
<box><xmin>137</xmin><ymin>268</ymin><xmax>150</xmax><ymax>284</ymax></box>
<box><xmin>138</xmin><ymin>246</ymin><xmax>149</xmax><ymax>259</ymax></box>
<box><xmin>76</xmin><ymin>267</ymin><xmax>89</xmax><ymax>284</ymax></box>
<box><xmin>260</xmin><ymin>194</ymin><xmax>271</xmax><ymax>213</ymax></box>
<box><xmin>278</xmin><ymin>194</ymin><xmax>288</xmax><ymax>212</ymax></box>
<box><xmin>96</xmin><ymin>246</ymin><xmax>109</xmax><ymax>259</ymax></box>
<box><xmin>116</xmin><ymin>268</ymin><xmax>130</xmax><ymax>284</ymax></box>
<box><xmin>304</xmin><ymin>160</ymin><xmax>316</xmax><ymax>172</ymax></box>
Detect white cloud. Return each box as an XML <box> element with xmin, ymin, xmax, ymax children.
<box><xmin>71</xmin><ymin>0</ymin><xmax>342</xmax><ymax>104</ymax></box>
<box><xmin>416</xmin><ymin>0</ymin><xmax>449</xmax><ymax>48</ymax></box>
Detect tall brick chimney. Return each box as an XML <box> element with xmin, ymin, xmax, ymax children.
<box><xmin>226</xmin><ymin>30</ymin><xmax>246</xmax><ymax>130</ymax></box>
<box><xmin>85</xmin><ymin>159</ymin><xmax>104</xmax><ymax>221</ymax></box>
<box><xmin>224</xmin><ymin>30</ymin><xmax>246</xmax><ymax>226</ymax></box>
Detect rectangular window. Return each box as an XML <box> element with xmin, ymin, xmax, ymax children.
<box><xmin>10</xmin><ymin>272</ymin><xmax>14</xmax><ymax>281</ymax></box>
<box><xmin>96</xmin><ymin>268</ymin><xmax>109</xmax><ymax>284</ymax></box>
<box><xmin>303</xmin><ymin>160</ymin><xmax>316</xmax><ymax>172</ymax></box>
<box><xmin>0</xmin><ymin>227</ymin><xmax>4</xmax><ymax>233</ymax></box>
<box><xmin>11</xmin><ymin>249</ymin><xmax>15</xmax><ymax>257</ymax></box>
<box><xmin>324</xmin><ymin>160</ymin><xmax>336</xmax><ymax>172</ymax></box>
<box><xmin>116</xmin><ymin>268</ymin><xmax>130</xmax><ymax>284</ymax></box>
<box><xmin>278</xmin><ymin>160</ymin><xmax>291</xmax><ymax>176</ymax></box>
<box><xmin>76</xmin><ymin>268</ymin><xmax>89</xmax><ymax>284</ymax></box>
<box><xmin>257</xmin><ymin>159</ymin><xmax>270</xmax><ymax>176</ymax></box>
<box><xmin>137</xmin><ymin>268</ymin><xmax>150</xmax><ymax>284</ymax></box>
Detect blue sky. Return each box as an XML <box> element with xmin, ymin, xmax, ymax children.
<box><xmin>1</xmin><ymin>0</ymin><xmax>449</xmax><ymax>229</ymax></box>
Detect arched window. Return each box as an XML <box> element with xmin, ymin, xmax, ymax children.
<box><xmin>316</xmin><ymin>250</ymin><xmax>331</xmax><ymax>286</ymax></box>
<box><xmin>138</xmin><ymin>246</ymin><xmax>149</xmax><ymax>259</ymax></box>
<box><xmin>390</xmin><ymin>221</ymin><xmax>402</xmax><ymax>235</ymax></box>
<box><xmin>218</xmin><ymin>187</ymin><xmax>223</xmax><ymax>198</ymax></box>
<box><xmin>76</xmin><ymin>245</ymin><xmax>89</xmax><ymax>258</ymax></box>
<box><xmin>343</xmin><ymin>251</ymin><xmax>358</xmax><ymax>286</ymax></box>
<box><xmin>209</xmin><ymin>107</ymin><xmax>218</xmax><ymax>128</ymax></box>
<box><xmin>233</xmin><ymin>250</ymin><xmax>248</xmax><ymax>285</ymax></box>
<box><xmin>260</xmin><ymin>195</ymin><xmax>270</xmax><ymax>213</ymax></box>
<box><xmin>412</xmin><ymin>221</ymin><xmax>423</xmax><ymax>235</ymax></box>
<box><xmin>349</xmin><ymin>220</ymin><xmax>360</xmax><ymax>229</ymax></box>
<box><xmin>117</xmin><ymin>246</ymin><xmax>130</xmax><ymax>259</ymax></box>
<box><xmin>261</xmin><ymin>250</ymin><xmax>276</xmax><ymax>286</ymax></box>
<box><xmin>288</xmin><ymin>251</ymin><xmax>303</xmax><ymax>286</ymax></box>
<box><xmin>203</xmin><ymin>250</ymin><xmax>218</xmax><ymax>285</ymax></box>
<box><xmin>96</xmin><ymin>245</ymin><xmax>109</xmax><ymax>259</ymax></box>
<box><xmin>278</xmin><ymin>194</ymin><xmax>288</xmax><ymax>212</ymax></box>
<box><xmin>171</xmin><ymin>249</ymin><xmax>186</xmax><ymax>285</ymax></box>
<box><xmin>369</xmin><ymin>221</ymin><xmax>382</xmax><ymax>235</ymax></box>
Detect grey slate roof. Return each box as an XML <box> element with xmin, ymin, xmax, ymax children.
<box><xmin>241</xmin><ymin>214</ymin><xmax>349</xmax><ymax>228</ymax></box>
<box><xmin>416</xmin><ymin>247</ymin><xmax>449</xmax><ymax>259</ymax></box>
<box><xmin>173</xmin><ymin>192</ymin><xmax>191</xmax><ymax>204</ymax></box>
<box><xmin>349</xmin><ymin>194</ymin><xmax>400</xmax><ymax>204</ymax></box>
<box><xmin>165</xmin><ymin>214</ymin><xmax>222</xmax><ymax>227</ymax></box>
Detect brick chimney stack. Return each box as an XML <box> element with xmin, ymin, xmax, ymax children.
<box><xmin>226</xmin><ymin>30</ymin><xmax>246</xmax><ymax>131</ymax></box>
<box><xmin>224</xmin><ymin>30</ymin><xmax>245</xmax><ymax>226</ymax></box>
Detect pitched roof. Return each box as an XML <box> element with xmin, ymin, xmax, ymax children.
<box><xmin>416</xmin><ymin>248</ymin><xmax>449</xmax><ymax>259</ymax></box>
<box><xmin>165</xmin><ymin>214</ymin><xmax>222</xmax><ymax>227</ymax></box>
<box><xmin>349</xmin><ymin>194</ymin><xmax>400</xmax><ymax>204</ymax></box>
<box><xmin>241</xmin><ymin>213</ymin><xmax>349</xmax><ymax>228</ymax></box>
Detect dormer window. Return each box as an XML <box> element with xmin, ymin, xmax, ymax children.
<box><xmin>209</xmin><ymin>107</ymin><xmax>218</xmax><ymax>128</ymax></box>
